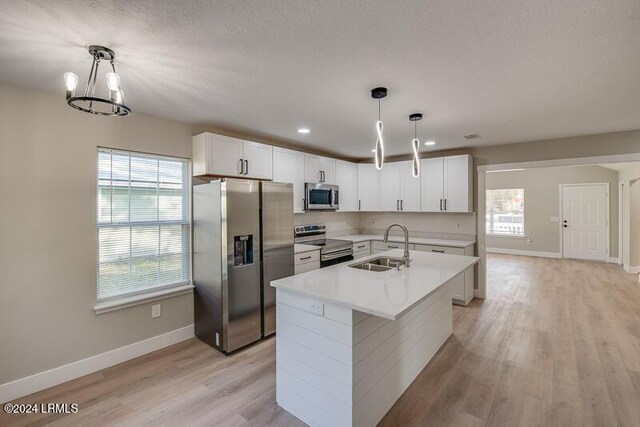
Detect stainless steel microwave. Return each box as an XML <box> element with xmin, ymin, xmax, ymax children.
<box><xmin>305</xmin><ymin>183</ymin><xmax>339</xmax><ymax>210</ymax></box>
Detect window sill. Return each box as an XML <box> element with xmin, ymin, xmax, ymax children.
<box><xmin>486</xmin><ymin>233</ymin><xmax>526</xmax><ymax>239</ymax></box>
<box><xmin>93</xmin><ymin>283</ymin><xmax>194</xmax><ymax>315</ymax></box>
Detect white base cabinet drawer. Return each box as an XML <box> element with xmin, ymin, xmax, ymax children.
<box><xmin>294</xmin><ymin>250</ymin><xmax>321</xmax><ymax>275</ymax></box>
<box><xmin>372</xmin><ymin>241</ymin><xmax>415</xmax><ymax>254</ymax></box>
<box><xmin>352</xmin><ymin>241</ymin><xmax>370</xmax><ymax>254</ymax></box>
<box><xmin>413</xmin><ymin>244</ymin><xmax>464</xmax><ymax>255</ymax></box>
<box><xmin>295</xmin><ymin>250</ymin><xmax>320</xmax><ymax>265</ymax></box>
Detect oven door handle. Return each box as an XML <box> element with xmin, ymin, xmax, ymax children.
<box><xmin>321</xmin><ymin>249</ymin><xmax>354</xmax><ymax>261</ymax></box>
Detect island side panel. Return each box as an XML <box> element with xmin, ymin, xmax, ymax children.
<box><xmin>352</xmin><ymin>282</ymin><xmax>453</xmax><ymax>427</ymax></box>
<box><xmin>275</xmin><ymin>288</ymin><xmax>355</xmax><ymax>427</ymax></box>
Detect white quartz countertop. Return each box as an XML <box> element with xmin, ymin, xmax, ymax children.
<box><xmin>271</xmin><ymin>249</ymin><xmax>479</xmax><ymax>320</ymax></box>
<box><xmin>334</xmin><ymin>234</ymin><xmax>475</xmax><ymax>248</ymax></box>
<box><xmin>294</xmin><ymin>244</ymin><xmax>320</xmax><ymax>254</ymax></box>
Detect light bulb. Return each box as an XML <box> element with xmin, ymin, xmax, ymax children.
<box><xmin>106</xmin><ymin>72</ymin><xmax>120</xmax><ymax>91</ymax></box>
<box><xmin>63</xmin><ymin>72</ymin><xmax>78</xmax><ymax>92</ymax></box>
<box><xmin>114</xmin><ymin>89</ymin><xmax>123</xmax><ymax>104</ymax></box>
<box><xmin>374</xmin><ymin>120</ymin><xmax>384</xmax><ymax>170</ymax></box>
<box><xmin>412</xmin><ymin>138</ymin><xmax>420</xmax><ymax>177</ymax></box>
<box><xmin>297</xmin><ymin>128</ymin><xmax>310</xmax><ymax>134</ymax></box>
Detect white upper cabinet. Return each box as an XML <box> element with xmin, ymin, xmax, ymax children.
<box><xmin>192</xmin><ymin>132</ymin><xmax>272</xmax><ymax>180</ymax></box>
<box><xmin>242</xmin><ymin>140</ymin><xmax>273</xmax><ymax>180</ymax></box>
<box><xmin>421</xmin><ymin>154</ymin><xmax>472</xmax><ymax>212</ymax></box>
<box><xmin>335</xmin><ymin>160</ymin><xmax>358</xmax><ymax>211</ymax></box>
<box><xmin>357</xmin><ymin>164</ymin><xmax>381</xmax><ymax>211</ymax></box>
<box><xmin>443</xmin><ymin>154</ymin><xmax>472</xmax><ymax>212</ymax></box>
<box><xmin>304</xmin><ymin>154</ymin><xmax>335</xmax><ymax>184</ymax></box>
<box><xmin>273</xmin><ymin>147</ymin><xmax>306</xmax><ymax>213</ymax></box>
<box><xmin>380</xmin><ymin>163</ymin><xmax>401</xmax><ymax>211</ymax></box>
<box><xmin>420</xmin><ymin>157</ymin><xmax>444</xmax><ymax>212</ymax></box>
<box><xmin>400</xmin><ymin>161</ymin><xmax>421</xmax><ymax>211</ymax></box>
<box><xmin>319</xmin><ymin>157</ymin><xmax>336</xmax><ymax>184</ymax></box>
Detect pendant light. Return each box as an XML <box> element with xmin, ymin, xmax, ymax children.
<box><xmin>371</xmin><ymin>87</ymin><xmax>387</xmax><ymax>170</ymax></box>
<box><xmin>64</xmin><ymin>45</ymin><xmax>131</xmax><ymax>116</ymax></box>
<box><xmin>409</xmin><ymin>113</ymin><xmax>423</xmax><ymax>177</ymax></box>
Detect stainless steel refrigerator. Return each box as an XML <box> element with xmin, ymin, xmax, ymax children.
<box><xmin>193</xmin><ymin>179</ymin><xmax>294</xmax><ymax>353</ymax></box>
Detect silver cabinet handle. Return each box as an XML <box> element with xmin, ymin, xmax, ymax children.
<box><xmin>397</xmin><ymin>200</ymin><xmax>399</xmax><ymax>210</ymax></box>
<box><xmin>244</xmin><ymin>159</ymin><xmax>248</xmax><ymax>176</ymax></box>
<box><xmin>239</xmin><ymin>158</ymin><xmax>244</xmax><ymax>175</ymax></box>
<box><xmin>440</xmin><ymin>199</ymin><xmax>443</xmax><ymax>211</ymax></box>
<box><xmin>300</xmin><ymin>256</ymin><xmax>312</xmax><ymax>260</ymax></box>
<box><xmin>356</xmin><ymin>244</ymin><xmax>366</xmax><ymax>249</ymax></box>
<box><xmin>401</xmin><ymin>200</ymin><xmax>404</xmax><ymax>210</ymax></box>
<box><xmin>322</xmin><ymin>170</ymin><xmax>326</xmax><ymax>182</ymax></box>
<box><xmin>444</xmin><ymin>199</ymin><xmax>447</xmax><ymax>211</ymax></box>
<box><xmin>358</xmin><ymin>200</ymin><xmax>361</xmax><ymax>210</ymax></box>
<box><xmin>432</xmin><ymin>249</ymin><xmax>445</xmax><ymax>253</ymax></box>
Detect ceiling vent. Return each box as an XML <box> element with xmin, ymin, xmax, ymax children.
<box><xmin>463</xmin><ymin>133</ymin><xmax>481</xmax><ymax>140</ymax></box>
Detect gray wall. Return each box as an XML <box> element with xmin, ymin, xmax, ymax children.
<box><xmin>0</xmin><ymin>84</ymin><xmax>194</xmax><ymax>384</ymax></box>
<box><xmin>485</xmin><ymin>165</ymin><xmax>619</xmax><ymax>257</ymax></box>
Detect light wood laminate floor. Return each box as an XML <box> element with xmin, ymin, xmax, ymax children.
<box><xmin>2</xmin><ymin>254</ymin><xmax>640</xmax><ymax>427</ymax></box>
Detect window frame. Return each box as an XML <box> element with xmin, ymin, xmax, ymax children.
<box><xmin>485</xmin><ymin>188</ymin><xmax>525</xmax><ymax>238</ymax></box>
<box><xmin>94</xmin><ymin>147</ymin><xmax>192</xmax><ymax>313</ymax></box>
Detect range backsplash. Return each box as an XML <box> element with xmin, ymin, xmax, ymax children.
<box><xmin>294</xmin><ymin>211</ymin><xmax>476</xmax><ymax>241</ymax></box>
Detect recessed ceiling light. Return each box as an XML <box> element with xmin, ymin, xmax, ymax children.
<box><xmin>424</xmin><ymin>141</ymin><xmax>436</xmax><ymax>146</ymax></box>
<box><xmin>297</xmin><ymin>128</ymin><xmax>310</xmax><ymax>134</ymax></box>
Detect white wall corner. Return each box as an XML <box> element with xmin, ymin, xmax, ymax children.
<box><xmin>486</xmin><ymin>247</ymin><xmax>561</xmax><ymax>259</ymax></box>
<box><xmin>0</xmin><ymin>324</ymin><xmax>194</xmax><ymax>404</ymax></box>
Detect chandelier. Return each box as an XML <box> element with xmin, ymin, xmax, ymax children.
<box><xmin>64</xmin><ymin>45</ymin><xmax>131</xmax><ymax>117</ymax></box>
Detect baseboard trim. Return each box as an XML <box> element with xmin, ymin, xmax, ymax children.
<box><xmin>608</xmin><ymin>257</ymin><xmax>621</xmax><ymax>264</ymax></box>
<box><xmin>0</xmin><ymin>324</ymin><xmax>194</xmax><ymax>404</ymax></box>
<box><xmin>624</xmin><ymin>264</ymin><xmax>639</xmax><ymax>274</ymax></box>
<box><xmin>486</xmin><ymin>247</ymin><xmax>561</xmax><ymax>259</ymax></box>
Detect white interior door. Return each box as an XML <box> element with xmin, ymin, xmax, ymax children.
<box><xmin>562</xmin><ymin>184</ymin><xmax>608</xmax><ymax>261</ymax></box>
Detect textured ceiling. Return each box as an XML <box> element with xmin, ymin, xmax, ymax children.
<box><xmin>1</xmin><ymin>0</ymin><xmax>640</xmax><ymax>159</ymax></box>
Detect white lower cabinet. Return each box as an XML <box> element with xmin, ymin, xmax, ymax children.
<box><xmin>294</xmin><ymin>250</ymin><xmax>320</xmax><ymax>274</ymax></box>
<box><xmin>414</xmin><ymin>243</ymin><xmax>475</xmax><ymax>305</ymax></box>
<box><xmin>352</xmin><ymin>241</ymin><xmax>371</xmax><ymax>259</ymax></box>
<box><xmin>371</xmin><ymin>241</ymin><xmax>415</xmax><ymax>254</ymax></box>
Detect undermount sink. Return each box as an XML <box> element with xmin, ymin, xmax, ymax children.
<box><xmin>349</xmin><ymin>257</ymin><xmax>406</xmax><ymax>272</ymax></box>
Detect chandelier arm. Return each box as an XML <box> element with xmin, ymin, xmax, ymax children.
<box><xmin>90</xmin><ymin>57</ymin><xmax>100</xmax><ymax>98</ymax></box>
<box><xmin>83</xmin><ymin>56</ymin><xmax>97</xmax><ymax>97</ymax></box>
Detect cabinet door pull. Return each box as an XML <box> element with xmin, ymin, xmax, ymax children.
<box><xmin>322</xmin><ymin>170</ymin><xmax>325</xmax><ymax>182</ymax></box>
<box><xmin>357</xmin><ymin>244</ymin><xmax>366</xmax><ymax>249</ymax></box>
<box><xmin>388</xmin><ymin>245</ymin><xmax>399</xmax><ymax>249</ymax></box>
<box><xmin>300</xmin><ymin>256</ymin><xmax>312</xmax><ymax>260</ymax></box>
<box><xmin>432</xmin><ymin>249</ymin><xmax>445</xmax><ymax>253</ymax></box>
<box><xmin>397</xmin><ymin>200</ymin><xmax>400</xmax><ymax>210</ymax></box>
<box><xmin>444</xmin><ymin>198</ymin><xmax>447</xmax><ymax>211</ymax></box>
<box><xmin>440</xmin><ymin>199</ymin><xmax>443</xmax><ymax>211</ymax></box>
<box><xmin>401</xmin><ymin>200</ymin><xmax>404</xmax><ymax>210</ymax></box>
<box><xmin>239</xmin><ymin>158</ymin><xmax>244</xmax><ymax>175</ymax></box>
<box><xmin>244</xmin><ymin>159</ymin><xmax>248</xmax><ymax>176</ymax></box>
<box><xmin>358</xmin><ymin>200</ymin><xmax>361</xmax><ymax>210</ymax></box>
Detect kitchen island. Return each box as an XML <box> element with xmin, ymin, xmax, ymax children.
<box><xmin>270</xmin><ymin>249</ymin><xmax>479</xmax><ymax>427</ymax></box>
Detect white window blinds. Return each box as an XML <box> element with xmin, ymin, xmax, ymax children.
<box><xmin>97</xmin><ymin>148</ymin><xmax>191</xmax><ymax>301</ymax></box>
<box><xmin>486</xmin><ymin>188</ymin><xmax>525</xmax><ymax>236</ymax></box>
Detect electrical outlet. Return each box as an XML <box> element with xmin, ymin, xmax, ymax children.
<box><xmin>152</xmin><ymin>304</ymin><xmax>161</xmax><ymax>318</ymax></box>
